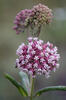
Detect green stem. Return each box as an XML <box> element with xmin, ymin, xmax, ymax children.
<box><xmin>30</xmin><ymin>75</ymin><xmax>34</xmax><ymax>100</ymax></box>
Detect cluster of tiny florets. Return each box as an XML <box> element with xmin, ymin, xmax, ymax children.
<box><xmin>13</xmin><ymin>3</ymin><xmax>53</xmax><ymax>35</ymax></box>
<box><xmin>29</xmin><ymin>3</ymin><xmax>53</xmax><ymax>27</ymax></box>
<box><xmin>16</xmin><ymin>37</ymin><xmax>60</xmax><ymax>78</ymax></box>
<box><xmin>13</xmin><ymin>9</ymin><xmax>32</xmax><ymax>34</ymax></box>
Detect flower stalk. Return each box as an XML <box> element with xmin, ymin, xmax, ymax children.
<box><xmin>30</xmin><ymin>75</ymin><xmax>34</xmax><ymax>100</ymax></box>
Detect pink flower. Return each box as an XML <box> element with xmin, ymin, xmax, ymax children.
<box><xmin>13</xmin><ymin>4</ymin><xmax>53</xmax><ymax>36</ymax></box>
<box><xmin>30</xmin><ymin>3</ymin><xmax>53</xmax><ymax>26</ymax></box>
<box><xmin>13</xmin><ymin>9</ymin><xmax>32</xmax><ymax>34</ymax></box>
<box><xmin>16</xmin><ymin>37</ymin><xmax>60</xmax><ymax>78</ymax></box>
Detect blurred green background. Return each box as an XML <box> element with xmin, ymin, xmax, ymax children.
<box><xmin>0</xmin><ymin>0</ymin><xmax>66</xmax><ymax>100</ymax></box>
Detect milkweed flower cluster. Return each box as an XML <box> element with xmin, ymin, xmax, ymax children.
<box><xmin>29</xmin><ymin>3</ymin><xmax>53</xmax><ymax>27</ymax></box>
<box><xmin>16</xmin><ymin>37</ymin><xmax>60</xmax><ymax>78</ymax></box>
<box><xmin>13</xmin><ymin>9</ymin><xmax>32</xmax><ymax>34</ymax></box>
<box><xmin>13</xmin><ymin>3</ymin><xmax>53</xmax><ymax>35</ymax></box>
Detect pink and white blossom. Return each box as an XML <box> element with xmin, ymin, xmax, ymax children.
<box><xmin>16</xmin><ymin>37</ymin><xmax>60</xmax><ymax>78</ymax></box>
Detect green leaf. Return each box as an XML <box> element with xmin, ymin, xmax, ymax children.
<box><xmin>34</xmin><ymin>86</ymin><xmax>66</xmax><ymax>97</ymax></box>
<box><xmin>5</xmin><ymin>73</ymin><xmax>28</xmax><ymax>96</ymax></box>
<box><xmin>19</xmin><ymin>71</ymin><xmax>30</xmax><ymax>95</ymax></box>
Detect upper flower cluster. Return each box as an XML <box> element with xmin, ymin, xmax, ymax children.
<box><xmin>13</xmin><ymin>9</ymin><xmax>32</xmax><ymax>34</ymax></box>
<box><xmin>29</xmin><ymin>3</ymin><xmax>53</xmax><ymax>27</ymax></box>
<box><xmin>13</xmin><ymin>3</ymin><xmax>53</xmax><ymax>35</ymax></box>
<box><xmin>16</xmin><ymin>37</ymin><xmax>60</xmax><ymax>78</ymax></box>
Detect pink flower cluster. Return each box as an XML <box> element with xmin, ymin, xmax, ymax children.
<box><xmin>16</xmin><ymin>37</ymin><xmax>60</xmax><ymax>78</ymax></box>
<box><xmin>13</xmin><ymin>9</ymin><xmax>32</xmax><ymax>34</ymax></box>
<box><xmin>30</xmin><ymin>3</ymin><xmax>53</xmax><ymax>27</ymax></box>
<box><xmin>13</xmin><ymin>3</ymin><xmax>53</xmax><ymax>35</ymax></box>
